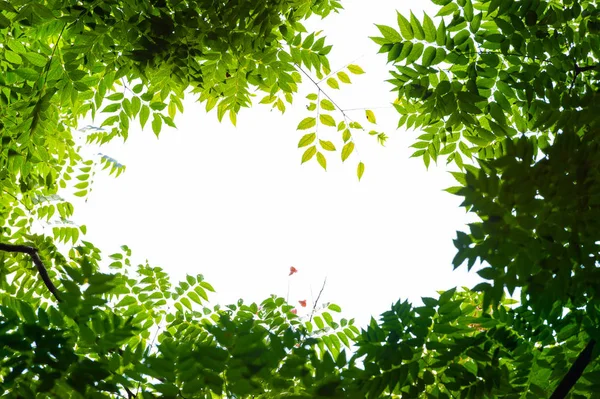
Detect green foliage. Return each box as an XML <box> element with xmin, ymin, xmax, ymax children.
<box><xmin>0</xmin><ymin>241</ymin><xmax>356</xmax><ymax>397</ymax></box>
<box><xmin>2</xmin><ymin>0</ymin><xmax>600</xmax><ymax>397</ymax></box>
<box><xmin>374</xmin><ymin>0</ymin><xmax>600</xmax><ymax>395</ymax></box>
<box><xmin>374</xmin><ymin>0</ymin><xmax>600</xmax><ymax>170</ymax></box>
<box><xmin>294</xmin><ymin>63</ymin><xmax>386</xmax><ymax>179</ymax></box>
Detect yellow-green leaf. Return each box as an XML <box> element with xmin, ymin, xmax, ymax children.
<box><xmin>260</xmin><ymin>95</ymin><xmax>277</xmax><ymax>104</ymax></box>
<box><xmin>422</xmin><ymin>46</ymin><xmax>436</xmax><ymax>67</ymax></box>
<box><xmin>376</xmin><ymin>24</ymin><xmax>402</xmax><ymax>42</ymax></box>
<box><xmin>168</xmin><ymin>102</ymin><xmax>176</xmax><ymax>119</ymax></box>
<box><xmin>423</xmin><ymin>13</ymin><xmax>437</xmax><ymax>43</ymax></box>
<box><xmin>396</xmin><ymin>12</ymin><xmax>414</xmax><ymax>40</ymax></box>
<box><xmin>326</xmin><ymin>78</ymin><xmax>339</xmax><ymax>89</ymax></box>
<box><xmin>357</xmin><ymin>162</ymin><xmax>365</xmax><ymax>181</ymax></box>
<box><xmin>317</xmin><ymin>152</ymin><xmax>326</xmax><ymax>170</ymax></box>
<box><xmin>151</xmin><ymin>114</ymin><xmax>162</xmax><ymax>137</ymax></box>
<box><xmin>302</xmin><ymin>146</ymin><xmax>317</xmax><ymax>163</ymax></box>
<box><xmin>140</xmin><ymin>105</ymin><xmax>150</xmax><ymax>129</ymax></box>
<box><xmin>341</xmin><ymin>142</ymin><xmax>355</xmax><ymax>161</ymax></box>
<box><xmin>319</xmin><ymin>140</ymin><xmax>336</xmax><ymax>151</ymax></box>
<box><xmin>5</xmin><ymin>51</ymin><xmax>22</xmax><ymax>64</ymax></box>
<box><xmin>366</xmin><ymin>110</ymin><xmax>376</xmax><ymax>124</ymax></box>
<box><xmin>320</xmin><ymin>99</ymin><xmax>335</xmax><ymax>111</ymax></box>
<box><xmin>7</xmin><ymin>40</ymin><xmax>26</xmax><ymax>54</ymax></box>
<box><xmin>347</xmin><ymin>64</ymin><xmax>365</xmax><ymax>74</ymax></box>
<box><xmin>23</xmin><ymin>52</ymin><xmax>47</xmax><ymax>67</ymax></box>
<box><xmin>342</xmin><ymin>129</ymin><xmax>351</xmax><ymax>142</ymax></box>
<box><xmin>298</xmin><ymin>133</ymin><xmax>316</xmax><ymax>147</ymax></box>
<box><xmin>297</xmin><ymin>117</ymin><xmax>316</xmax><ymax>130</ymax></box>
<box><xmin>320</xmin><ymin>114</ymin><xmax>336</xmax><ymax>127</ymax></box>
<box><xmin>410</xmin><ymin>12</ymin><xmax>425</xmax><ymax>40</ymax></box>
<box><xmin>337</xmin><ymin>71</ymin><xmax>351</xmax><ymax>84</ymax></box>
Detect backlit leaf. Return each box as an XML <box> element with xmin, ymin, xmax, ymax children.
<box><xmin>341</xmin><ymin>142</ymin><xmax>354</xmax><ymax>161</ymax></box>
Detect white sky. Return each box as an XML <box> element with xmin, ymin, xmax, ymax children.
<box><xmin>72</xmin><ymin>0</ymin><xmax>483</xmax><ymax>326</ymax></box>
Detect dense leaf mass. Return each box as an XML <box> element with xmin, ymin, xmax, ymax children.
<box><xmin>2</xmin><ymin>0</ymin><xmax>600</xmax><ymax>397</ymax></box>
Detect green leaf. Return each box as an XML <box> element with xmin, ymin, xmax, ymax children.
<box><xmin>298</xmin><ymin>133</ymin><xmax>316</xmax><ymax>147</ymax></box>
<box><xmin>376</xmin><ymin>24</ymin><xmax>402</xmax><ymax>42</ymax></box>
<box><xmin>319</xmin><ymin>140</ymin><xmax>336</xmax><ymax>151</ymax></box>
<box><xmin>328</xmin><ymin>304</ymin><xmax>342</xmax><ymax>312</ymax></box>
<box><xmin>337</xmin><ymin>71</ymin><xmax>351</xmax><ymax>84</ymax></box>
<box><xmin>320</xmin><ymin>114</ymin><xmax>336</xmax><ymax>127</ymax></box>
<box><xmin>106</xmin><ymin>92</ymin><xmax>124</xmax><ymax>101</ymax></box>
<box><xmin>140</xmin><ymin>105</ymin><xmax>150</xmax><ymax>129</ymax></box>
<box><xmin>464</xmin><ymin>0</ymin><xmax>474</xmax><ymax>22</ymax></box>
<box><xmin>396</xmin><ymin>12</ymin><xmax>414</xmax><ymax>41</ymax></box>
<box><xmin>366</xmin><ymin>110</ymin><xmax>376</xmax><ymax>124</ymax></box>
<box><xmin>23</xmin><ymin>52</ymin><xmax>47</xmax><ymax>67</ymax></box>
<box><xmin>314</xmin><ymin>316</ymin><xmax>325</xmax><ymax>330</ymax></box>
<box><xmin>302</xmin><ymin>146</ymin><xmax>317</xmax><ymax>164</ymax></box>
<box><xmin>326</xmin><ymin>78</ymin><xmax>340</xmax><ymax>89</ymax></box>
<box><xmin>152</xmin><ymin>114</ymin><xmax>162</xmax><ymax>136</ymax></box>
<box><xmin>347</xmin><ymin>64</ymin><xmax>365</xmax><ymax>74</ymax></box>
<box><xmin>357</xmin><ymin>162</ymin><xmax>365</xmax><ymax>181</ymax></box>
<box><xmin>423</xmin><ymin>13</ymin><xmax>437</xmax><ymax>42</ymax></box>
<box><xmin>470</xmin><ymin>12</ymin><xmax>482</xmax><ymax>33</ymax></box>
<box><xmin>422</xmin><ymin>47</ymin><xmax>436</xmax><ymax>67</ymax></box>
<box><xmin>341</xmin><ymin>142</ymin><xmax>354</xmax><ymax>162</ymax></box>
<box><xmin>343</xmin><ymin>129</ymin><xmax>351</xmax><ymax>142</ymax></box>
<box><xmin>409</xmin><ymin>43</ymin><xmax>425</xmax><ymax>64</ymax></box>
<box><xmin>7</xmin><ymin>40</ymin><xmax>26</xmax><ymax>54</ymax></box>
<box><xmin>297</xmin><ymin>117</ymin><xmax>316</xmax><ymax>130</ymax></box>
<box><xmin>316</xmin><ymin>152</ymin><xmax>326</xmax><ymax>170</ymax></box>
<box><xmin>15</xmin><ymin>68</ymin><xmax>39</xmax><ymax>81</ymax></box>
<box><xmin>5</xmin><ymin>51</ymin><xmax>22</xmax><ymax>64</ymax></box>
<box><xmin>436</xmin><ymin>19</ymin><xmax>446</xmax><ymax>46</ymax></box>
<box><xmin>116</xmin><ymin>296</ymin><xmax>136</xmax><ymax>307</ymax></box>
<box><xmin>397</xmin><ymin>42</ymin><xmax>413</xmax><ymax>62</ymax></box>
<box><xmin>410</xmin><ymin>12</ymin><xmax>425</xmax><ymax>40</ymax></box>
<box><xmin>302</xmin><ymin>33</ymin><xmax>315</xmax><ymax>49</ymax></box>
<box><xmin>437</xmin><ymin>2</ymin><xmax>458</xmax><ymax>16</ymax></box>
<box><xmin>320</xmin><ymin>99</ymin><xmax>336</xmax><ymax>111</ymax></box>
<box><xmin>101</xmin><ymin>103</ymin><xmax>120</xmax><ymax>113</ymax></box>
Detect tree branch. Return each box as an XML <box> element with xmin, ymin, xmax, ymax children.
<box><xmin>550</xmin><ymin>339</ymin><xmax>596</xmax><ymax>399</ymax></box>
<box><xmin>0</xmin><ymin>243</ymin><xmax>61</xmax><ymax>302</ymax></box>
<box><xmin>309</xmin><ymin>277</ymin><xmax>327</xmax><ymax>322</ymax></box>
<box><xmin>123</xmin><ymin>384</ymin><xmax>136</xmax><ymax>399</ymax></box>
<box><xmin>575</xmin><ymin>64</ymin><xmax>599</xmax><ymax>74</ymax></box>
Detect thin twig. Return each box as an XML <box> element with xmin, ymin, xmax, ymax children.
<box><xmin>309</xmin><ymin>277</ymin><xmax>327</xmax><ymax>322</ymax></box>
<box><xmin>0</xmin><ymin>243</ymin><xmax>61</xmax><ymax>302</ymax></box>
<box><xmin>135</xmin><ymin>324</ymin><xmax>162</xmax><ymax>397</ymax></box>
<box><xmin>123</xmin><ymin>384</ymin><xmax>136</xmax><ymax>399</ymax></box>
<box><xmin>342</xmin><ymin>106</ymin><xmax>394</xmax><ymax>112</ymax></box>
<box><xmin>316</xmin><ymin>55</ymin><xmax>365</xmax><ymax>85</ymax></box>
<box><xmin>1</xmin><ymin>188</ymin><xmax>32</xmax><ymax>211</ymax></box>
<box><xmin>42</xmin><ymin>23</ymin><xmax>67</xmax><ymax>91</ymax></box>
<box><xmin>295</xmin><ymin>65</ymin><xmax>349</xmax><ymax>121</ymax></box>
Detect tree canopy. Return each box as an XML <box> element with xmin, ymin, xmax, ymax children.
<box><xmin>1</xmin><ymin>0</ymin><xmax>600</xmax><ymax>398</ymax></box>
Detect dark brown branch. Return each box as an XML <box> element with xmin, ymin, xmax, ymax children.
<box><xmin>309</xmin><ymin>277</ymin><xmax>327</xmax><ymax>322</ymax></box>
<box><xmin>550</xmin><ymin>339</ymin><xmax>596</xmax><ymax>399</ymax></box>
<box><xmin>123</xmin><ymin>384</ymin><xmax>136</xmax><ymax>398</ymax></box>
<box><xmin>0</xmin><ymin>243</ymin><xmax>61</xmax><ymax>302</ymax></box>
<box><xmin>575</xmin><ymin>64</ymin><xmax>599</xmax><ymax>74</ymax></box>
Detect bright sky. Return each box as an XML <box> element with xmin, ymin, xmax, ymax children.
<box><xmin>73</xmin><ymin>0</ymin><xmax>483</xmax><ymax>326</ymax></box>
